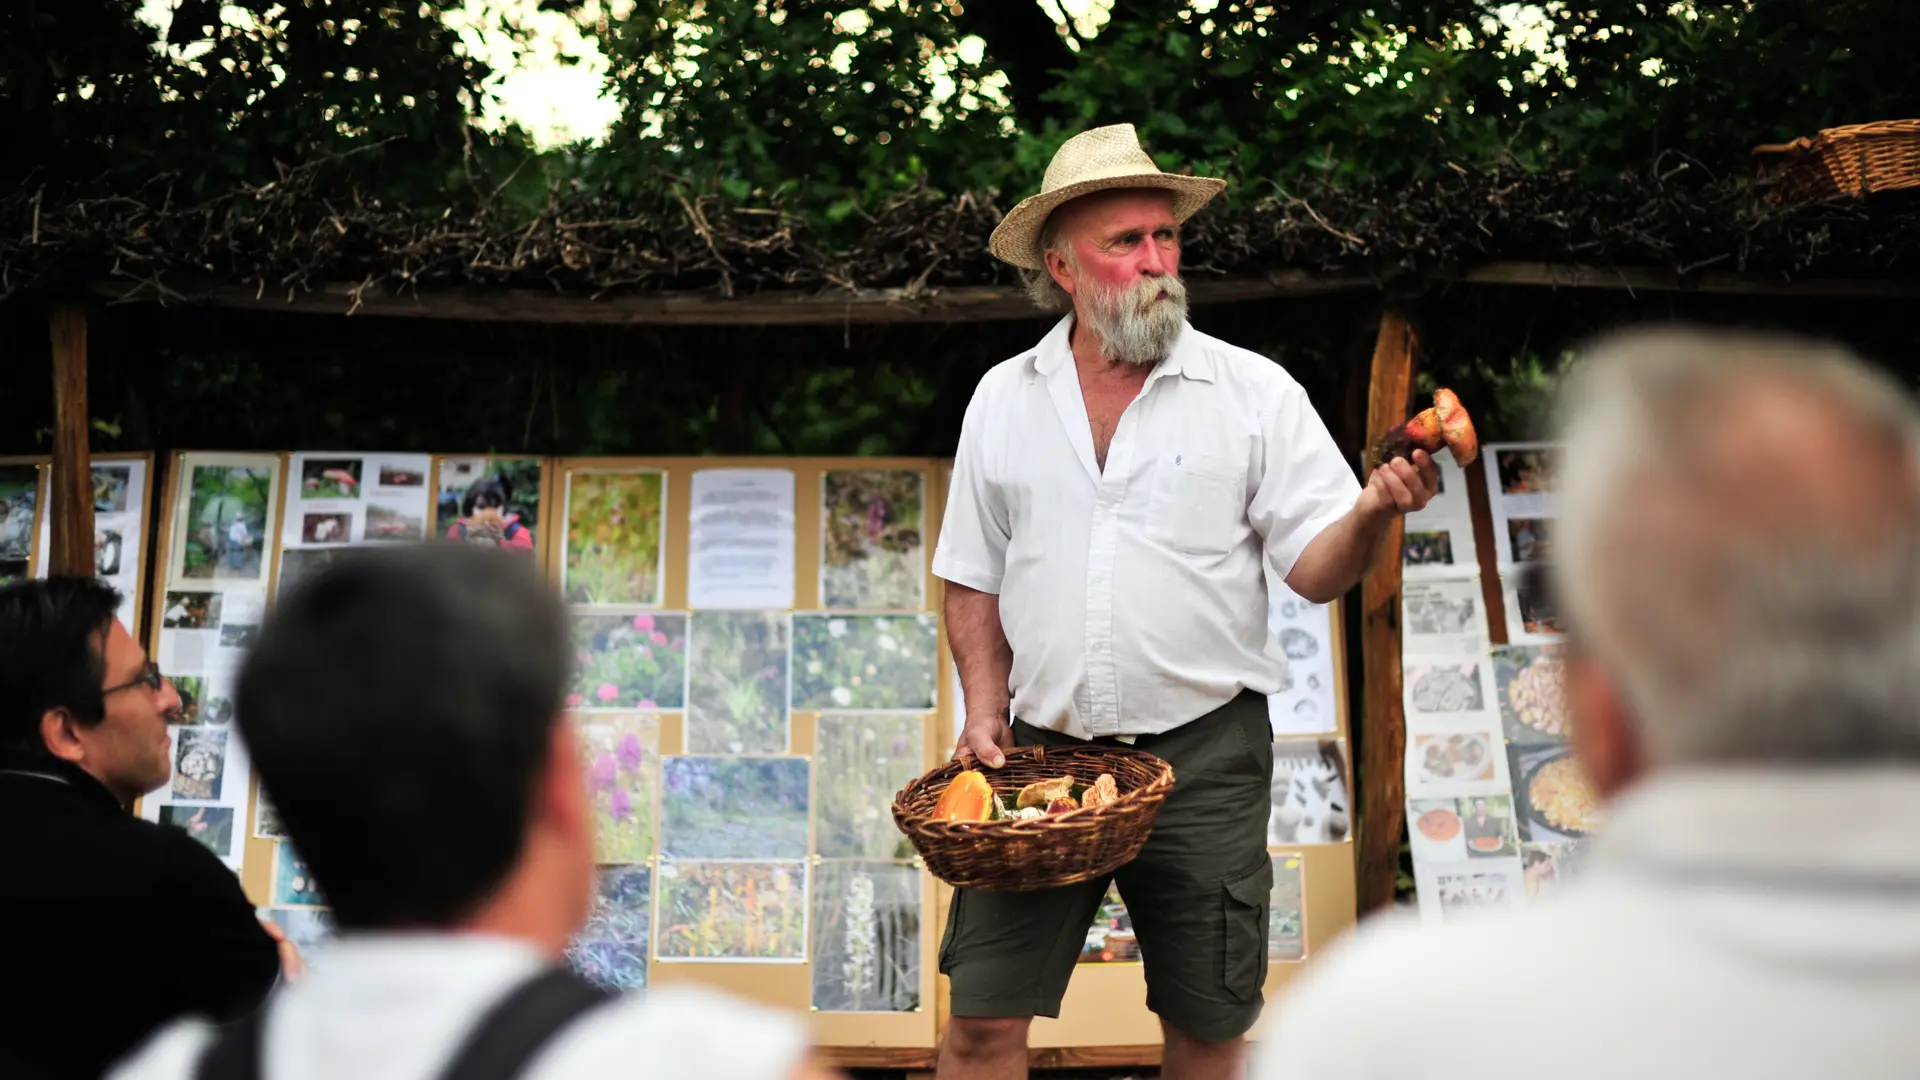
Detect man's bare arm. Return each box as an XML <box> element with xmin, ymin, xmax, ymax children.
<box><xmin>945</xmin><ymin>581</ymin><xmax>1015</xmax><ymax>767</ymax></box>
<box><xmin>1285</xmin><ymin>450</ymin><xmax>1438</xmax><ymax>603</ymax></box>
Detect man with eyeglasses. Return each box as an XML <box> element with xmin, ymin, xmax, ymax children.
<box><xmin>0</xmin><ymin>577</ymin><xmax>287</xmax><ymax>1080</ymax></box>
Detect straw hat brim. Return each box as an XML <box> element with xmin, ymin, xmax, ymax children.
<box><xmin>989</xmin><ymin>170</ymin><xmax>1227</xmax><ymax>270</ymax></box>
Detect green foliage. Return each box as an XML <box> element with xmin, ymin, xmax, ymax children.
<box><xmin>792</xmin><ymin>613</ymin><xmax>937</xmax><ymax>711</ymax></box>
<box><xmin>688</xmin><ymin>610</ymin><xmax>790</xmax><ymax>753</ymax></box>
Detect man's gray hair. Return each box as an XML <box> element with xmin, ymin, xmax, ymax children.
<box><xmin>1554</xmin><ymin>326</ymin><xmax>1920</xmax><ymax>766</ymax></box>
<box><xmin>1021</xmin><ymin>213</ymin><xmax>1073</xmax><ymax>312</ymax></box>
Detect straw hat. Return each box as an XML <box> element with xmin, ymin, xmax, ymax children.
<box><xmin>988</xmin><ymin>123</ymin><xmax>1227</xmax><ymax>270</ymax></box>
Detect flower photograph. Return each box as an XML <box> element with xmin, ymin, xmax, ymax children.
<box><xmin>569</xmin><ymin>612</ymin><xmax>687</xmax><ymax>710</ymax></box>
<box><xmin>568</xmin><ymin>867</ymin><xmax>652</xmax><ymax>991</ymax></box>
<box><xmin>811</xmin><ymin>861</ymin><xmax>920</xmax><ymax>1011</ymax></box>
<box><xmin>814</xmin><ymin>714</ymin><xmax>921</xmax><ymax>860</ymax></box>
<box><xmin>688</xmin><ymin>610</ymin><xmax>790</xmax><ymax>754</ymax></box>
<box><xmin>792</xmin><ymin>614</ymin><xmax>937</xmax><ymax>711</ymax></box>
<box><xmin>655</xmin><ymin>861</ymin><xmax>806</xmax><ymax>962</ymax></box>
<box><xmin>661</xmin><ymin>756</ymin><xmax>809</xmax><ymax>860</ymax></box>
<box><xmin>579</xmin><ymin>713</ymin><xmax>660</xmax><ymax>864</ymax></box>
<box><xmin>821</xmin><ymin>470</ymin><xmax>925</xmax><ymax>610</ymax></box>
<box><xmin>564</xmin><ymin>470</ymin><xmax>665</xmax><ymax>605</ymax></box>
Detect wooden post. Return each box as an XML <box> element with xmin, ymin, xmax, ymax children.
<box><xmin>1355</xmin><ymin>308</ymin><xmax>1419</xmax><ymax>917</ymax></box>
<box><xmin>48</xmin><ymin>307</ymin><xmax>95</xmax><ymax>577</ymax></box>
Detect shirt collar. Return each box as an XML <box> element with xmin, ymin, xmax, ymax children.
<box><xmin>1588</xmin><ymin>765</ymin><xmax>1920</xmax><ymax>890</ymax></box>
<box><xmin>1027</xmin><ymin>314</ymin><xmax>1214</xmax><ymax>384</ymax></box>
<box><xmin>0</xmin><ymin>757</ymin><xmax>126</xmax><ymax>813</ymax></box>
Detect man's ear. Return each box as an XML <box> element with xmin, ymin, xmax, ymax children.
<box><xmin>1045</xmin><ymin>248</ymin><xmax>1077</xmax><ymax>299</ymax></box>
<box><xmin>39</xmin><ymin>709</ymin><xmax>86</xmax><ymax>765</ymax></box>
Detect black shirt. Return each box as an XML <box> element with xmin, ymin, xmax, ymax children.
<box><xmin>0</xmin><ymin>764</ymin><xmax>280</xmax><ymax>1079</ymax></box>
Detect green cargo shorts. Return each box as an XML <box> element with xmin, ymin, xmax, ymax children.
<box><xmin>938</xmin><ymin>690</ymin><xmax>1275</xmax><ymax>1044</ymax></box>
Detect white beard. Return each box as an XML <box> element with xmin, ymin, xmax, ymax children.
<box><xmin>1078</xmin><ymin>274</ymin><xmax>1189</xmax><ymax>366</ymax></box>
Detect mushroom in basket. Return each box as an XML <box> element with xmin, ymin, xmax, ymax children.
<box><xmin>932</xmin><ymin>769</ymin><xmax>993</xmax><ymax>823</ymax></box>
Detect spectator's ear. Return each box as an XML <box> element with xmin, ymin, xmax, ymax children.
<box><xmin>40</xmin><ymin>708</ymin><xmax>85</xmax><ymax>764</ymax></box>
<box><xmin>1568</xmin><ymin>656</ymin><xmax>1642</xmax><ymax>800</ymax></box>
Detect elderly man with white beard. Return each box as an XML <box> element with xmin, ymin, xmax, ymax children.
<box><xmin>931</xmin><ymin>124</ymin><xmax>1438</xmax><ymax>1080</ymax></box>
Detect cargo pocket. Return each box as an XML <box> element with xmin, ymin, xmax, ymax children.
<box><xmin>1221</xmin><ymin>859</ymin><xmax>1273</xmax><ymax>1002</ymax></box>
<box><xmin>938</xmin><ymin>888</ymin><xmax>967</xmax><ymax>974</ymax></box>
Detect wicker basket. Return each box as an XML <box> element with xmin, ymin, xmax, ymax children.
<box><xmin>1754</xmin><ymin>119</ymin><xmax>1920</xmax><ymax>203</ymax></box>
<box><xmin>892</xmin><ymin>744</ymin><xmax>1175</xmax><ymax>892</ymax></box>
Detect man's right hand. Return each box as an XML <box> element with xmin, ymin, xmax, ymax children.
<box><xmin>953</xmin><ymin>711</ymin><xmax>1014</xmax><ymax>769</ymax></box>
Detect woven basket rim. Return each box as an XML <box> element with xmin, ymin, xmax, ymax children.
<box><xmin>892</xmin><ymin>744</ymin><xmax>1175</xmax><ymax>831</ymax></box>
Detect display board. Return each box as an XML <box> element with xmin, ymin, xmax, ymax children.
<box><xmin>1401</xmin><ymin>444</ymin><xmax>1592</xmax><ymax>925</ymax></box>
<box><xmin>2</xmin><ymin>454</ymin><xmax>155</xmax><ymax>650</ymax></box>
<box><xmin>131</xmin><ymin>450</ymin><xmax>1359</xmax><ymax>1057</ymax></box>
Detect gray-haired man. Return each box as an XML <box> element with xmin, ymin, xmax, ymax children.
<box><xmin>1258</xmin><ymin>326</ymin><xmax>1920</xmax><ymax>1080</ymax></box>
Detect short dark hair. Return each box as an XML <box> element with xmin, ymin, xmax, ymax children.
<box><xmin>0</xmin><ymin>577</ymin><xmax>124</xmax><ymax>767</ymax></box>
<box><xmin>236</xmin><ymin>544</ymin><xmax>571</xmax><ymax>929</ymax></box>
<box><xmin>461</xmin><ymin>474</ymin><xmax>512</xmax><ymax>517</ymax></box>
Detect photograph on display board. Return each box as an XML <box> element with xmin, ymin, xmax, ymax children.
<box><xmin>655</xmin><ymin>861</ymin><xmax>807</xmax><ymax>962</ymax></box>
<box><xmin>378</xmin><ymin>463</ymin><xmax>427</xmax><ymax>488</ymax></box>
<box><xmin>1493</xmin><ymin>643</ymin><xmax>1570</xmax><ymax>745</ymax></box>
<box><xmin>1401</xmin><ymin>529</ymin><xmax>1456</xmax><ymax>569</ymax></box>
<box><xmin>1435</xmin><ymin>866</ymin><xmax>1520</xmax><ymax>923</ymax></box>
<box><xmin>661</xmin><ymin>756</ymin><xmax>809</xmax><ymax>860</ymax></box>
<box><xmin>1404</xmin><ymin>659</ymin><xmax>1491</xmax><ymax>719</ymax></box>
<box><xmin>563</xmin><ymin>470</ymin><xmax>665</xmax><ymax>606</ymax></box>
<box><xmin>1409</xmin><ymin>730</ymin><xmax>1505</xmax><ymax>794</ymax></box>
<box><xmin>273</xmin><ymin>844</ymin><xmax>326</xmax><ymax>907</ymax></box>
<box><xmin>820</xmin><ymin>469</ymin><xmax>926</xmax><ymax>611</ymax></box>
<box><xmin>160</xmin><ymin>805</ymin><xmax>235</xmax><ymax>860</ymax></box>
<box><xmin>0</xmin><ymin>464</ymin><xmax>40</xmax><ymax>581</ymax></box>
<box><xmin>94</xmin><ymin>530</ymin><xmax>124</xmax><ymax>576</ymax></box>
<box><xmin>437</xmin><ymin>457</ymin><xmax>541</xmax><ymax>553</ymax></box>
<box><xmin>687</xmin><ymin>610</ymin><xmax>791</xmax><ymax>754</ymax></box>
<box><xmin>1401</xmin><ymin>578</ymin><xmax>1488</xmax><ymax>655</ymax></box>
<box><xmin>364</xmin><ymin>500</ymin><xmax>425</xmax><ymax>542</ymax></box>
<box><xmin>1408</xmin><ymin>797</ymin><xmax>1466</xmax><ymax>863</ymax></box>
<box><xmin>200</xmin><ymin>673</ymin><xmax>239</xmax><ymax>727</ymax></box>
<box><xmin>1458</xmin><ymin>794</ymin><xmax>1519</xmax><ymax>859</ymax></box>
<box><xmin>1269</xmin><ymin>855</ymin><xmax>1306</xmax><ymax>962</ymax></box>
<box><xmin>1522</xmin><ymin>841</ymin><xmax>1587</xmax><ymax>900</ymax></box>
<box><xmin>1506</xmin><ymin>516</ymin><xmax>1554</xmax><ymax>564</ymax></box>
<box><xmin>791</xmin><ymin>614</ymin><xmax>938</xmax><ymax>711</ymax></box>
<box><xmin>1268</xmin><ymin>738</ymin><xmax>1350</xmax><ymax>845</ymax></box>
<box><xmin>265</xmin><ymin>907</ymin><xmax>337</xmax><ymax>954</ymax></box>
<box><xmin>811</xmin><ymin>861</ymin><xmax>921</xmax><ymax>1012</ymax></box>
<box><xmin>569</xmin><ymin>612</ymin><xmax>687</xmax><ymax>710</ymax></box>
<box><xmin>1079</xmin><ymin>884</ymin><xmax>1139</xmax><ymax>964</ymax></box>
<box><xmin>299</xmin><ymin>458</ymin><xmax>362</xmax><ymax>499</ymax></box>
<box><xmin>175</xmin><ymin>461</ymin><xmax>276</xmax><ymax>585</ymax></box>
<box><xmin>277</xmin><ymin>547</ymin><xmax>353</xmax><ymax>594</ymax></box>
<box><xmin>1495</xmin><ymin>447</ymin><xmax>1561</xmax><ymax>496</ymax></box>
<box><xmin>254</xmin><ymin>788</ymin><xmax>287</xmax><ymax>840</ymax></box>
<box><xmin>162</xmin><ymin>591</ymin><xmax>221</xmax><ymax>630</ymax></box>
<box><xmin>166</xmin><ymin>676</ymin><xmax>207</xmax><ymax>724</ymax></box>
<box><xmin>579</xmin><ymin>713</ymin><xmax>661</xmax><ymax>865</ymax></box>
<box><xmin>1509</xmin><ymin>743</ymin><xmax>1602</xmax><ymax>842</ymax></box>
<box><xmin>569</xmin><ymin>866</ymin><xmax>652</xmax><ymax>991</ymax></box>
<box><xmin>93</xmin><ymin>464</ymin><xmax>131</xmax><ymax>513</ymax></box>
<box><xmin>298</xmin><ymin>512</ymin><xmax>352</xmax><ymax>545</ymax></box>
<box><xmin>814</xmin><ymin>714</ymin><xmax>923</xmax><ymax>860</ymax></box>
<box><xmin>171</xmin><ymin>728</ymin><xmax>229</xmax><ymax>801</ymax></box>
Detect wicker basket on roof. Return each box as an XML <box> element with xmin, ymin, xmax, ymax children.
<box><xmin>1754</xmin><ymin>119</ymin><xmax>1920</xmax><ymax>204</ymax></box>
<box><xmin>892</xmin><ymin>744</ymin><xmax>1175</xmax><ymax>892</ymax></box>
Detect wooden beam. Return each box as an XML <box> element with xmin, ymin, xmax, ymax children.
<box><xmin>1443</xmin><ymin>261</ymin><xmax>1920</xmax><ymax>298</ymax></box>
<box><xmin>90</xmin><ymin>271</ymin><xmax>1378</xmax><ymax>327</ymax></box>
<box><xmin>47</xmin><ymin>307</ymin><xmax>95</xmax><ymax>577</ymax></box>
<box><xmin>814</xmin><ymin>1045</ymin><xmax>1163</xmax><ymax>1070</ymax></box>
<box><xmin>1355</xmin><ymin>308</ymin><xmax>1418</xmax><ymax>918</ymax></box>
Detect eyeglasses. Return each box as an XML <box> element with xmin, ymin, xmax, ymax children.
<box><xmin>103</xmin><ymin>661</ymin><xmax>165</xmax><ymax>698</ymax></box>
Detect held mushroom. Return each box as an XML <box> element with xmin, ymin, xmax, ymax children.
<box><xmin>1370</xmin><ymin>388</ymin><xmax>1479</xmax><ymax>468</ymax></box>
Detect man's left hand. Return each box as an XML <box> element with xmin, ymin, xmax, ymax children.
<box><xmin>1359</xmin><ymin>449</ymin><xmax>1440</xmax><ymax>517</ymax></box>
<box><xmin>259</xmin><ymin>917</ymin><xmax>304</xmax><ymax>983</ymax></box>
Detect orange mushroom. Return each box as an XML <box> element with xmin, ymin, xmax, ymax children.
<box><xmin>1371</xmin><ymin>388</ymin><xmax>1479</xmax><ymax>468</ymax></box>
<box><xmin>933</xmin><ymin>769</ymin><xmax>994</xmax><ymax>823</ymax></box>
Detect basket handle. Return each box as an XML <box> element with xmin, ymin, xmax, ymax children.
<box><xmin>1752</xmin><ymin>137</ymin><xmax>1814</xmax><ymax>159</ymax></box>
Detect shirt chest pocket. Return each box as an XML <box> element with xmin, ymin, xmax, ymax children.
<box><xmin>1145</xmin><ymin>452</ymin><xmax>1245</xmax><ymax>556</ymax></box>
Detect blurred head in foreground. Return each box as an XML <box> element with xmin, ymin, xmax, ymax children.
<box><xmin>1553</xmin><ymin>326</ymin><xmax>1920</xmax><ymax>797</ymax></box>
<box><xmin>236</xmin><ymin>544</ymin><xmax>591</xmax><ymax>944</ymax></box>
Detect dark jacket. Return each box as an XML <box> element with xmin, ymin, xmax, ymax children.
<box><xmin>0</xmin><ymin>764</ymin><xmax>280</xmax><ymax>1079</ymax></box>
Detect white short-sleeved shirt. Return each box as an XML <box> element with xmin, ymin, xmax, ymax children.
<box><xmin>107</xmin><ymin>934</ymin><xmax>809</xmax><ymax>1080</ymax></box>
<box><xmin>934</xmin><ymin>315</ymin><xmax>1357</xmax><ymax>739</ymax></box>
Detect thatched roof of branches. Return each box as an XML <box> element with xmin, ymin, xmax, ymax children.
<box><xmin>7</xmin><ymin>153</ymin><xmax>1920</xmax><ymax>312</ymax></box>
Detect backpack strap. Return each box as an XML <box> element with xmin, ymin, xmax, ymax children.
<box><xmin>431</xmin><ymin>969</ymin><xmax>614</xmax><ymax>1080</ymax></box>
<box><xmin>193</xmin><ymin>1008</ymin><xmax>268</xmax><ymax>1080</ymax></box>
<box><xmin>192</xmin><ymin>969</ymin><xmax>613</xmax><ymax>1080</ymax></box>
